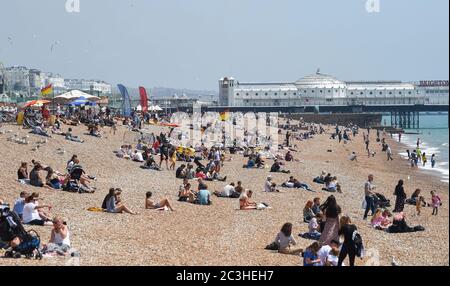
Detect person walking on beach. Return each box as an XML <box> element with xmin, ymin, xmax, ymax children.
<box><xmin>422</xmin><ymin>152</ymin><xmax>427</xmax><ymax>167</ymax></box>
<box><xmin>363</xmin><ymin>174</ymin><xmax>377</xmax><ymax>220</ymax></box>
<box><xmin>338</xmin><ymin>216</ymin><xmax>358</xmax><ymax>267</ymax></box>
<box><xmin>387</xmin><ymin>145</ymin><xmax>394</xmax><ymax>161</ymax></box>
<box><xmin>431</xmin><ymin>154</ymin><xmax>436</xmax><ymax>168</ymax></box>
<box><xmin>398</xmin><ymin>133</ymin><xmax>402</xmax><ymax>142</ymax></box>
<box><xmin>431</xmin><ymin>191</ymin><xmax>441</xmax><ymax>216</ymax></box>
<box><xmin>393</xmin><ymin>180</ymin><xmax>407</xmax><ymax>213</ymax></box>
<box><xmin>319</xmin><ymin>196</ymin><xmax>341</xmax><ymax>246</ymax></box>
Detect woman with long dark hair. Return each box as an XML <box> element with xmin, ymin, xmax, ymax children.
<box><xmin>273</xmin><ymin>222</ymin><xmax>303</xmax><ymax>255</ymax></box>
<box><xmin>319</xmin><ymin>195</ymin><xmax>341</xmax><ymax>246</ymax></box>
<box><xmin>393</xmin><ymin>180</ymin><xmax>406</xmax><ymax>213</ymax></box>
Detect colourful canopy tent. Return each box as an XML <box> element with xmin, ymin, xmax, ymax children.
<box><xmin>21</xmin><ymin>99</ymin><xmax>51</xmax><ymax>108</ymax></box>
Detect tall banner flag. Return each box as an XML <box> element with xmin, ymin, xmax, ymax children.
<box><xmin>41</xmin><ymin>84</ymin><xmax>53</xmax><ymax>96</ymax></box>
<box><xmin>139</xmin><ymin>86</ymin><xmax>149</xmax><ymax>113</ymax></box>
<box><xmin>117</xmin><ymin>84</ymin><xmax>132</xmax><ymax>117</ymax></box>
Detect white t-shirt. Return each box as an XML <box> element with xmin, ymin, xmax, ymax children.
<box><xmin>308</xmin><ymin>218</ymin><xmax>319</xmax><ymax>233</ymax></box>
<box><xmin>133</xmin><ymin>152</ymin><xmax>144</xmax><ymax>162</ymax></box>
<box><xmin>221</xmin><ymin>185</ymin><xmax>235</xmax><ymax>197</ymax></box>
<box><xmin>23</xmin><ymin>202</ymin><xmax>41</xmax><ymax>224</ymax></box>
<box><xmin>326</xmin><ymin>254</ymin><xmax>339</xmax><ymax>266</ymax></box>
<box><xmin>317</xmin><ymin>245</ymin><xmax>332</xmax><ymax>266</ymax></box>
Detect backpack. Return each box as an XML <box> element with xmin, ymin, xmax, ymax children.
<box><xmin>352</xmin><ymin>231</ymin><xmax>365</xmax><ymax>258</ymax></box>
<box><xmin>265</xmin><ymin>242</ymin><xmax>279</xmax><ymax>251</ymax></box>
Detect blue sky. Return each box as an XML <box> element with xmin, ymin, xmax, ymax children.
<box><xmin>0</xmin><ymin>0</ymin><xmax>448</xmax><ymax>90</ymax></box>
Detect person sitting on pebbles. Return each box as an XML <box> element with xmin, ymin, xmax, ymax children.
<box><xmin>239</xmin><ymin>190</ymin><xmax>258</xmax><ymax>210</ymax></box>
<box><xmin>145</xmin><ymin>191</ymin><xmax>175</xmax><ymax>211</ymax></box>
<box><xmin>178</xmin><ymin>183</ymin><xmax>196</xmax><ymax>203</ymax></box>
<box><xmin>264</xmin><ymin>176</ymin><xmax>280</xmax><ymax>193</ymax></box>
<box><xmin>270</xmin><ymin>160</ymin><xmax>290</xmax><ymax>174</ymax></box>
<box><xmin>272</xmin><ymin>223</ymin><xmax>303</xmax><ymax>255</ymax></box>
<box><xmin>102</xmin><ymin>188</ymin><xmax>137</xmax><ymax>215</ymax></box>
<box><xmin>41</xmin><ymin>216</ymin><xmax>71</xmax><ymax>256</ymax></box>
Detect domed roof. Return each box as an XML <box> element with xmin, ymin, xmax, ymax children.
<box><xmin>295</xmin><ymin>71</ymin><xmax>346</xmax><ymax>89</ymax></box>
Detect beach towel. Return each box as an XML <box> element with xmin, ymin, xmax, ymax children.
<box><xmin>87</xmin><ymin>207</ymin><xmax>105</xmax><ymax>212</ymax></box>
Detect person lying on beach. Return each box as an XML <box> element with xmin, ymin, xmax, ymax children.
<box><xmin>270</xmin><ymin>160</ymin><xmax>290</xmax><ymax>174</ymax></box>
<box><xmin>22</xmin><ymin>193</ymin><xmax>53</xmax><ymax>226</ymax></box>
<box><xmin>239</xmin><ymin>190</ymin><xmax>258</xmax><ymax>210</ymax></box>
<box><xmin>45</xmin><ymin>167</ymin><xmax>63</xmax><ymax>190</ymax></box>
<box><xmin>282</xmin><ymin>176</ymin><xmax>315</xmax><ymax>192</ymax></box>
<box><xmin>64</xmin><ymin>163</ymin><xmax>96</xmax><ymax>193</ymax></box>
<box><xmin>264</xmin><ymin>176</ymin><xmax>280</xmax><ymax>192</ymax></box>
<box><xmin>303</xmin><ymin>201</ymin><xmax>315</xmax><ymax>223</ymax></box>
<box><xmin>204</xmin><ymin>170</ymin><xmax>227</xmax><ymax>182</ymax></box>
<box><xmin>272</xmin><ymin>223</ymin><xmax>303</xmax><ymax>255</ymax></box>
<box><xmin>41</xmin><ymin>216</ymin><xmax>71</xmax><ymax>256</ymax></box>
<box><xmin>65</xmin><ymin>128</ymin><xmax>84</xmax><ymax>143</ymax></box>
<box><xmin>178</xmin><ymin>183</ymin><xmax>196</xmax><ymax>203</ymax></box>
<box><xmin>102</xmin><ymin>188</ymin><xmax>137</xmax><ymax>215</ymax></box>
<box><xmin>145</xmin><ymin>192</ymin><xmax>175</xmax><ymax>211</ymax></box>
<box><xmin>214</xmin><ymin>183</ymin><xmax>240</xmax><ymax>198</ymax></box>
<box><xmin>387</xmin><ymin>212</ymin><xmax>425</xmax><ymax>233</ymax></box>
<box><xmin>313</xmin><ymin>171</ymin><xmax>327</xmax><ymax>184</ymax></box>
<box><xmin>12</xmin><ymin>191</ymin><xmax>30</xmax><ymax>219</ymax></box>
<box><xmin>31</xmin><ymin>123</ymin><xmax>51</xmax><ymax>137</ymax></box>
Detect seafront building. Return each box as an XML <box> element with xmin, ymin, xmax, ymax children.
<box><xmin>219</xmin><ymin>71</ymin><xmax>449</xmax><ymax>107</ymax></box>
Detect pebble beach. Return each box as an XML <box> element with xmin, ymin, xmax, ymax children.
<box><xmin>0</xmin><ymin>121</ymin><xmax>448</xmax><ymax>266</ymax></box>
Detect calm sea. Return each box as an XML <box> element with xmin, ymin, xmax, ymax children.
<box><xmin>382</xmin><ymin>113</ymin><xmax>449</xmax><ymax>183</ymax></box>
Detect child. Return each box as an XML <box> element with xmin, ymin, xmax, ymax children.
<box><xmin>416</xmin><ymin>196</ymin><xmax>425</xmax><ymax>216</ymax></box>
<box><xmin>431</xmin><ymin>191</ymin><xmax>441</xmax><ymax>216</ymax></box>
<box><xmin>325</xmin><ymin>248</ymin><xmax>340</xmax><ymax>266</ymax></box>
<box><xmin>431</xmin><ymin>154</ymin><xmax>436</xmax><ymax>168</ymax></box>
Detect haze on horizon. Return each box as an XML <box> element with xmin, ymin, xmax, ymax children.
<box><xmin>0</xmin><ymin>0</ymin><xmax>448</xmax><ymax>91</ymax></box>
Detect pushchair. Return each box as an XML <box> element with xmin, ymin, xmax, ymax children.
<box><xmin>0</xmin><ymin>205</ymin><xmax>42</xmax><ymax>259</ymax></box>
<box><xmin>374</xmin><ymin>193</ymin><xmax>391</xmax><ymax>209</ymax></box>
<box><xmin>63</xmin><ymin>165</ymin><xmax>94</xmax><ymax>193</ymax></box>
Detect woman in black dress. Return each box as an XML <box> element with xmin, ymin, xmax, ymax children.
<box><xmin>393</xmin><ymin>180</ymin><xmax>407</xmax><ymax>213</ymax></box>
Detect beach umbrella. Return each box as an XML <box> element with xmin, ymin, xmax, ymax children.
<box><xmin>69</xmin><ymin>96</ymin><xmax>97</xmax><ymax>106</ymax></box>
<box><xmin>21</xmin><ymin>99</ymin><xmax>51</xmax><ymax>108</ymax></box>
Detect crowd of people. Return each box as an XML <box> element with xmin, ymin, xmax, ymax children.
<box><xmin>0</xmin><ymin>109</ymin><xmax>444</xmax><ymax>266</ymax></box>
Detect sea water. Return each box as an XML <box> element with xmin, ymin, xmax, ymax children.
<box><xmin>382</xmin><ymin>113</ymin><xmax>449</xmax><ymax>183</ymax></box>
